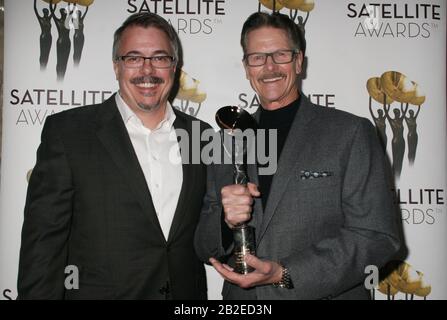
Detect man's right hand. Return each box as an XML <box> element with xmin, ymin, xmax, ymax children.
<box><xmin>221</xmin><ymin>183</ymin><xmax>260</xmax><ymax>228</ymax></box>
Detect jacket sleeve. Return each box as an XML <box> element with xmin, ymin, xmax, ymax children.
<box><xmin>17</xmin><ymin>116</ymin><xmax>74</xmax><ymax>299</ymax></box>
<box><xmin>283</xmin><ymin>118</ymin><xmax>401</xmax><ymax>299</ymax></box>
<box><xmin>194</xmin><ymin>164</ymin><xmax>234</xmax><ymax>263</ymax></box>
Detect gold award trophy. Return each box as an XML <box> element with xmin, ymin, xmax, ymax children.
<box><xmin>216</xmin><ymin>106</ymin><xmax>257</xmax><ymax>274</ymax></box>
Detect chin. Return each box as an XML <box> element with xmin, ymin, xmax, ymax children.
<box><xmin>138</xmin><ymin>103</ymin><xmax>161</xmax><ymax>113</ymax></box>
<box><xmin>265</xmin><ymin>96</ymin><xmax>283</xmax><ymax>103</ymax></box>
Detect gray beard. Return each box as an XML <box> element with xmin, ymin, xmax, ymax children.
<box><xmin>137</xmin><ymin>101</ymin><xmax>161</xmax><ymax>113</ymax></box>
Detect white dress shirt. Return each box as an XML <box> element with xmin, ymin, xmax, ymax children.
<box><xmin>115</xmin><ymin>93</ymin><xmax>183</xmax><ymax>240</ymax></box>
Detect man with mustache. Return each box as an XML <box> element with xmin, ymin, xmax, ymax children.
<box><xmin>18</xmin><ymin>13</ymin><xmax>209</xmax><ymax>299</ymax></box>
<box><xmin>195</xmin><ymin>12</ymin><xmax>401</xmax><ymax>299</ymax></box>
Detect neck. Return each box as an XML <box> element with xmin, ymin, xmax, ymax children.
<box><xmin>261</xmin><ymin>91</ymin><xmax>300</xmax><ymax>111</ymax></box>
<box><xmin>136</xmin><ymin>104</ymin><xmax>167</xmax><ymax>130</ymax></box>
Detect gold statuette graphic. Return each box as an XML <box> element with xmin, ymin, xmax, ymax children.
<box><xmin>375</xmin><ymin>261</ymin><xmax>431</xmax><ymax>300</ymax></box>
<box><xmin>175</xmin><ymin>70</ymin><xmax>207</xmax><ymax>117</ymax></box>
<box><xmin>62</xmin><ymin>0</ymin><xmax>94</xmax><ymax>6</ymax></box>
<box><xmin>283</xmin><ymin>0</ymin><xmax>315</xmax><ymax>12</ymax></box>
<box><xmin>381</xmin><ymin>71</ymin><xmax>416</xmax><ymax>104</ymax></box>
<box><xmin>279</xmin><ymin>0</ymin><xmax>303</xmax><ymax>10</ymax></box>
<box><xmin>378</xmin><ymin>278</ymin><xmax>399</xmax><ymax>299</ymax></box>
<box><xmin>366</xmin><ymin>77</ymin><xmax>392</xmax><ymax>153</ymax></box>
<box><xmin>258</xmin><ymin>0</ymin><xmax>314</xmax><ymax>27</ymax></box>
<box><xmin>37</xmin><ymin>0</ymin><xmax>93</xmax><ymax>79</ymax></box>
<box><xmin>259</xmin><ymin>0</ymin><xmax>315</xmax><ymax>11</ymax></box>
<box><xmin>177</xmin><ymin>70</ymin><xmax>207</xmax><ymax>103</ymax></box>
<box><xmin>41</xmin><ymin>0</ymin><xmax>94</xmax><ymax>6</ymax></box>
<box><xmin>259</xmin><ymin>0</ymin><xmax>284</xmax><ymax>11</ymax></box>
<box><xmin>409</xmin><ymin>84</ymin><xmax>426</xmax><ymax>106</ymax></box>
<box><xmin>367</xmin><ymin>77</ymin><xmax>394</xmax><ymax>105</ymax></box>
<box><xmin>366</xmin><ymin>71</ymin><xmax>426</xmax><ymax>177</ymax></box>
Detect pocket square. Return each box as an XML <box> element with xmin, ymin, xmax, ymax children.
<box><xmin>300</xmin><ymin>170</ymin><xmax>333</xmax><ymax>180</ymax></box>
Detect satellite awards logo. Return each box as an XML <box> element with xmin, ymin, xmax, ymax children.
<box><xmin>258</xmin><ymin>0</ymin><xmax>314</xmax><ymax>30</ymax></box>
<box><xmin>173</xmin><ymin>70</ymin><xmax>207</xmax><ymax>117</ymax></box>
<box><xmin>366</xmin><ymin>71</ymin><xmax>425</xmax><ymax>178</ymax></box>
<box><xmin>372</xmin><ymin>261</ymin><xmax>431</xmax><ymax>300</ymax></box>
<box><xmin>34</xmin><ymin>0</ymin><xmax>94</xmax><ymax>81</ymax></box>
<box><xmin>347</xmin><ymin>2</ymin><xmax>441</xmax><ymax>39</ymax></box>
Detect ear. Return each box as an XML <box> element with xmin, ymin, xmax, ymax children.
<box><xmin>295</xmin><ymin>51</ymin><xmax>304</xmax><ymax>75</ymax></box>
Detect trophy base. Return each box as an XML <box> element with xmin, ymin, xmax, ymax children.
<box><xmin>234</xmin><ymin>252</ymin><xmax>255</xmax><ymax>274</ymax></box>
<box><xmin>233</xmin><ymin>224</ymin><xmax>256</xmax><ymax>274</ymax></box>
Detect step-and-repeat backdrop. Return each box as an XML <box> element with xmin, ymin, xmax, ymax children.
<box><xmin>1</xmin><ymin>0</ymin><xmax>446</xmax><ymax>300</ymax></box>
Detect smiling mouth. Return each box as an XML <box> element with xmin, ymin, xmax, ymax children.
<box><xmin>261</xmin><ymin>76</ymin><xmax>284</xmax><ymax>83</ymax></box>
<box><xmin>136</xmin><ymin>82</ymin><xmax>157</xmax><ymax>88</ymax></box>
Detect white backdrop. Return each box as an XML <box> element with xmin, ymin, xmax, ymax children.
<box><xmin>1</xmin><ymin>0</ymin><xmax>446</xmax><ymax>300</ymax></box>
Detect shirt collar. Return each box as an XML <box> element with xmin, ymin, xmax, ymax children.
<box><xmin>115</xmin><ymin>91</ymin><xmax>176</xmax><ymax>132</ymax></box>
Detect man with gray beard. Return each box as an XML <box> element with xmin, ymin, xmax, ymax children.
<box><xmin>18</xmin><ymin>12</ymin><xmax>210</xmax><ymax>299</ymax></box>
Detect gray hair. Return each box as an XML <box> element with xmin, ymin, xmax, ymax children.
<box><xmin>112</xmin><ymin>12</ymin><xmax>180</xmax><ymax>63</ymax></box>
<box><xmin>240</xmin><ymin>12</ymin><xmax>306</xmax><ymax>56</ymax></box>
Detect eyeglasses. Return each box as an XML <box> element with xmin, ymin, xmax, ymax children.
<box><xmin>243</xmin><ymin>50</ymin><xmax>298</xmax><ymax>67</ymax></box>
<box><xmin>117</xmin><ymin>55</ymin><xmax>175</xmax><ymax>69</ymax></box>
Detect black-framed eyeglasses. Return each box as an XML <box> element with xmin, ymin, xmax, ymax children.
<box><xmin>243</xmin><ymin>49</ymin><xmax>299</xmax><ymax>67</ymax></box>
<box><xmin>117</xmin><ymin>55</ymin><xmax>176</xmax><ymax>69</ymax></box>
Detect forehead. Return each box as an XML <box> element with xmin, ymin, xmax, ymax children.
<box><xmin>245</xmin><ymin>26</ymin><xmax>291</xmax><ymax>51</ymax></box>
<box><xmin>118</xmin><ymin>26</ymin><xmax>172</xmax><ymax>54</ymax></box>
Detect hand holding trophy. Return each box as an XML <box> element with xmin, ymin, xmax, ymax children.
<box><xmin>215</xmin><ymin>106</ymin><xmax>258</xmax><ymax>274</ymax></box>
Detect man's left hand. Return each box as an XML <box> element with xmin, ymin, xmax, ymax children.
<box><xmin>209</xmin><ymin>254</ymin><xmax>283</xmax><ymax>289</ymax></box>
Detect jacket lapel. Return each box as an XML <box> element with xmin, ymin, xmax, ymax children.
<box><xmin>256</xmin><ymin>96</ymin><xmax>318</xmax><ymax>245</ymax></box>
<box><xmin>95</xmin><ymin>95</ymin><xmax>165</xmax><ymax>242</ymax></box>
<box><xmin>166</xmin><ymin>112</ymin><xmax>194</xmax><ymax>243</ymax></box>
<box><xmin>249</xmin><ymin>110</ymin><xmax>264</xmax><ymax>235</ymax></box>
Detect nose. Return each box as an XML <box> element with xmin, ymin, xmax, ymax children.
<box><xmin>141</xmin><ymin>58</ymin><xmax>155</xmax><ymax>73</ymax></box>
<box><xmin>264</xmin><ymin>55</ymin><xmax>276</xmax><ymax>70</ymax></box>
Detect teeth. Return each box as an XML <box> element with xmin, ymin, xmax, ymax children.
<box><xmin>136</xmin><ymin>83</ymin><xmax>156</xmax><ymax>88</ymax></box>
<box><xmin>262</xmin><ymin>77</ymin><xmax>282</xmax><ymax>83</ymax></box>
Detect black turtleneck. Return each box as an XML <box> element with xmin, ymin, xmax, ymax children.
<box><xmin>258</xmin><ymin>96</ymin><xmax>301</xmax><ymax>209</ymax></box>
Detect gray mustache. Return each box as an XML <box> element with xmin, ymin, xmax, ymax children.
<box><xmin>131</xmin><ymin>76</ymin><xmax>164</xmax><ymax>85</ymax></box>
